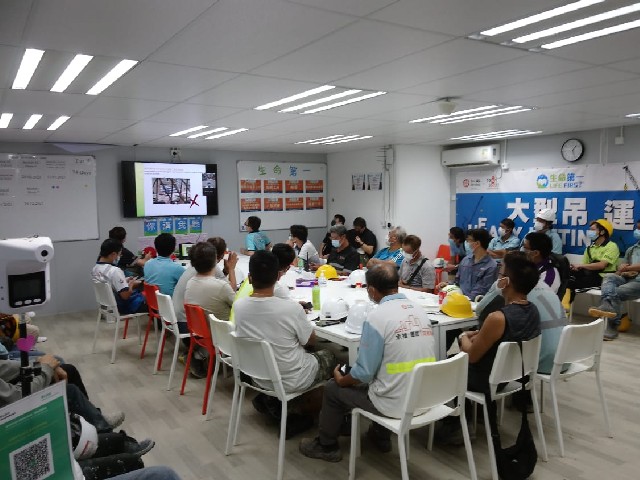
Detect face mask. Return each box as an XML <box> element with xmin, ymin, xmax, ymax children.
<box><xmin>449</xmin><ymin>239</ymin><xmax>457</xmax><ymax>251</ymax></box>
<box><xmin>634</xmin><ymin>229</ymin><xmax>640</xmax><ymax>240</ymax></box>
<box><xmin>496</xmin><ymin>276</ymin><xmax>509</xmax><ymax>294</ymax></box>
<box><xmin>331</xmin><ymin>239</ymin><xmax>340</xmax><ymax>248</ymax></box>
<box><xmin>402</xmin><ymin>251</ymin><xmax>412</xmax><ymax>259</ymax></box>
<box><xmin>464</xmin><ymin>240</ymin><xmax>473</xmax><ymax>254</ymax></box>
<box><xmin>498</xmin><ymin>227</ymin><xmax>505</xmax><ymax>237</ymax></box>
<box><xmin>586</xmin><ymin>230</ymin><xmax>598</xmax><ymax>240</ymax></box>
<box><xmin>288</xmin><ymin>234</ymin><xmax>293</xmax><ymax>241</ymax></box>
<box><xmin>386</xmin><ymin>237</ymin><xmax>392</xmax><ymax>246</ymax></box>
<box><xmin>534</xmin><ymin>221</ymin><xmax>545</xmax><ymax>232</ymax></box>
<box><xmin>113</xmin><ymin>255</ymin><xmax>121</xmax><ymax>266</ymax></box>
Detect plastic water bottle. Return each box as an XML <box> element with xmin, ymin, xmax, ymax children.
<box><xmin>312</xmin><ymin>284</ymin><xmax>321</xmax><ymax>310</ymax></box>
<box><xmin>318</xmin><ymin>272</ymin><xmax>328</xmax><ymax>288</ymax></box>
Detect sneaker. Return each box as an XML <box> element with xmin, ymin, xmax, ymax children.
<box><xmin>299</xmin><ymin>437</ymin><xmax>342</xmax><ymax>462</ymax></box>
<box><xmin>123</xmin><ymin>438</ymin><xmax>155</xmax><ymax>456</ymax></box>
<box><xmin>366</xmin><ymin>427</ymin><xmax>391</xmax><ymax>453</ymax></box>
<box><xmin>102</xmin><ymin>411</ymin><xmax>125</xmax><ymax>429</ymax></box>
<box><xmin>604</xmin><ymin>325</ymin><xmax>619</xmax><ymax>341</ymax></box>
<box><xmin>588</xmin><ymin>306</ymin><xmax>616</xmax><ymax>319</ymax></box>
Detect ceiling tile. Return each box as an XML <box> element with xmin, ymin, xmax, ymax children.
<box><xmin>0</xmin><ymin>0</ymin><xmax>33</xmax><ymax>45</ymax></box>
<box><xmin>0</xmin><ymin>46</ymin><xmax>23</xmax><ymax>89</ymax></box>
<box><xmin>252</xmin><ymin>19</ymin><xmax>451</xmax><ymax>82</ymax></box>
<box><xmin>607</xmin><ymin>57</ymin><xmax>640</xmax><ymax>74</ymax></box>
<box><xmin>547</xmin><ymin>28</ymin><xmax>640</xmax><ymax>65</ymax></box>
<box><xmin>150</xmin><ymin>0</ymin><xmax>354</xmax><ymax>72</ymax></box>
<box><xmin>285</xmin><ymin>0</ymin><xmax>397</xmax><ymax>17</ymax></box>
<box><xmin>214</xmin><ymin>109</ymin><xmax>296</xmax><ymax>128</ymax></box>
<box><xmin>143</xmin><ymin>103</ymin><xmax>243</xmax><ymax>124</ymax></box>
<box><xmin>77</xmin><ymin>97</ymin><xmax>175</xmax><ymax>121</ymax></box>
<box><xmin>516</xmin><ymin>78</ymin><xmax>640</xmax><ymax>108</ymax></box>
<box><xmin>0</xmin><ymin>129</ymin><xmax>52</xmax><ymax>142</ymax></box>
<box><xmin>1</xmin><ymin>90</ymin><xmax>94</xmax><ymax>115</ymax></box>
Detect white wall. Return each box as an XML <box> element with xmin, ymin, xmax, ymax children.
<box><xmin>327</xmin><ymin>145</ymin><xmax>447</xmax><ymax>259</ymax></box>
<box><xmin>0</xmin><ymin>142</ymin><xmax>325</xmax><ymax>314</ymax></box>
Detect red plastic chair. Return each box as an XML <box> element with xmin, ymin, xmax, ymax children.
<box><xmin>181</xmin><ymin>304</ymin><xmax>217</xmax><ymax>415</ymax></box>
<box><xmin>140</xmin><ymin>283</ymin><xmax>161</xmax><ymax>359</ymax></box>
<box><xmin>434</xmin><ymin>244</ymin><xmax>452</xmax><ymax>288</ymax></box>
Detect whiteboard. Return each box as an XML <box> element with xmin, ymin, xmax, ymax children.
<box><xmin>237</xmin><ymin>161</ymin><xmax>327</xmax><ymax>231</ymax></box>
<box><xmin>0</xmin><ymin>153</ymin><xmax>98</xmax><ymax>241</ymax></box>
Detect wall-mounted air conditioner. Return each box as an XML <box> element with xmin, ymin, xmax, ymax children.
<box><xmin>441</xmin><ymin>144</ymin><xmax>500</xmax><ymax>167</ymax></box>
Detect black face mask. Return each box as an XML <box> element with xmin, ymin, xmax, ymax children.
<box><xmin>330</xmin><ymin>220</ymin><xmax>336</xmax><ymax>226</ymax></box>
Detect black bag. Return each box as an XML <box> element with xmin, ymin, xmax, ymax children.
<box><xmin>486</xmin><ymin>342</ymin><xmax>537</xmax><ymax>480</ymax></box>
<box><xmin>549</xmin><ymin>253</ymin><xmax>571</xmax><ymax>301</ymax></box>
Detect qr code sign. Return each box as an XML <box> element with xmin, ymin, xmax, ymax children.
<box><xmin>10</xmin><ymin>433</ymin><xmax>55</xmax><ymax>480</ymax></box>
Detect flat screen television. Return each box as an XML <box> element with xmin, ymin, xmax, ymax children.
<box><xmin>121</xmin><ymin>161</ymin><xmax>218</xmax><ymax>217</ymax></box>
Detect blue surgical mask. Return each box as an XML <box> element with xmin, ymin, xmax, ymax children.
<box><xmin>113</xmin><ymin>255</ymin><xmax>121</xmax><ymax>266</ymax></box>
<box><xmin>464</xmin><ymin>240</ymin><xmax>473</xmax><ymax>255</ymax></box>
<box><xmin>634</xmin><ymin>229</ymin><xmax>640</xmax><ymax>240</ymax></box>
<box><xmin>449</xmin><ymin>239</ymin><xmax>457</xmax><ymax>251</ymax></box>
<box><xmin>587</xmin><ymin>230</ymin><xmax>598</xmax><ymax>240</ymax></box>
<box><xmin>498</xmin><ymin>227</ymin><xmax>506</xmax><ymax>237</ymax></box>
<box><xmin>331</xmin><ymin>239</ymin><xmax>340</xmax><ymax>248</ymax></box>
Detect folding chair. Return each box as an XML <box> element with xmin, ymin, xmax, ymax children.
<box><xmin>538</xmin><ymin>318</ymin><xmax>612</xmax><ymax>457</ymax></box>
<box><xmin>205</xmin><ymin>315</ymin><xmax>235</xmax><ymax>420</ymax></box>
<box><xmin>91</xmin><ymin>281</ymin><xmax>145</xmax><ymax>364</ymax></box>
<box><xmin>140</xmin><ymin>283</ymin><xmax>161</xmax><ymax>358</ymax></box>
<box><xmin>465</xmin><ymin>336</ymin><xmax>548</xmax><ymax>480</ymax></box>
<box><xmin>153</xmin><ymin>292</ymin><xmax>191</xmax><ymax>390</ymax></box>
<box><xmin>349</xmin><ymin>352</ymin><xmax>477</xmax><ymax>480</ymax></box>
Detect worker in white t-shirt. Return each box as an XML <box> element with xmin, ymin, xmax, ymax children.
<box><xmin>288</xmin><ymin>224</ymin><xmax>320</xmax><ymax>266</ymax></box>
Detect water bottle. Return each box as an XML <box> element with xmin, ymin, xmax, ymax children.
<box><xmin>312</xmin><ymin>284</ymin><xmax>321</xmax><ymax>310</ymax></box>
<box><xmin>318</xmin><ymin>272</ymin><xmax>328</xmax><ymax>288</ymax></box>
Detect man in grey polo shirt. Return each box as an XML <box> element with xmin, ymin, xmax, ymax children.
<box><xmin>398</xmin><ymin>234</ymin><xmax>435</xmax><ymax>292</ymax></box>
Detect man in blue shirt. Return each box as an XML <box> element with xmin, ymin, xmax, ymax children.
<box><xmin>143</xmin><ymin>233</ymin><xmax>185</xmax><ymax>296</ymax></box>
<box><xmin>488</xmin><ymin>218</ymin><xmax>520</xmax><ymax>261</ymax></box>
<box><xmin>241</xmin><ymin>215</ymin><xmax>272</xmax><ymax>256</ymax></box>
<box><xmin>367</xmin><ymin>226</ymin><xmax>405</xmax><ymax>269</ymax></box>
<box><xmin>453</xmin><ymin>229</ymin><xmax>498</xmax><ymax>300</ymax></box>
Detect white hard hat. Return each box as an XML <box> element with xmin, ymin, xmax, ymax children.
<box><xmin>345</xmin><ymin>299</ymin><xmax>371</xmax><ymax>334</ymax></box>
<box><xmin>349</xmin><ymin>269</ymin><xmax>367</xmax><ymax>286</ymax></box>
<box><xmin>321</xmin><ymin>298</ymin><xmax>349</xmax><ymax>321</ymax></box>
<box><xmin>441</xmin><ymin>284</ymin><xmax>462</xmax><ymax>296</ymax></box>
<box><xmin>536</xmin><ymin>208</ymin><xmax>556</xmax><ymax>222</ymax></box>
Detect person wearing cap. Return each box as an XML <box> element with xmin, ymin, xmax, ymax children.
<box><xmin>367</xmin><ymin>226</ymin><xmax>406</xmax><ymax>269</ymax></box>
<box><xmin>488</xmin><ymin>218</ymin><xmax>520</xmax><ymax>260</ymax></box>
<box><xmin>567</xmin><ymin>219</ymin><xmax>619</xmax><ymax>303</ymax></box>
<box><xmin>588</xmin><ymin>219</ymin><xmax>640</xmax><ymax>340</ymax></box>
<box><xmin>527</xmin><ymin>208</ymin><xmax>563</xmax><ymax>254</ymax></box>
<box><xmin>398</xmin><ymin>234</ymin><xmax>435</xmax><ymax>292</ymax></box>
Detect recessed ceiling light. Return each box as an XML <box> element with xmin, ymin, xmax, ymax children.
<box><xmin>46</xmin><ymin>116</ymin><xmax>70</xmax><ymax>130</ymax></box>
<box><xmin>51</xmin><ymin>54</ymin><xmax>93</xmax><ymax>92</ymax></box>
<box><xmin>513</xmin><ymin>3</ymin><xmax>640</xmax><ymax>44</ymax></box>
<box><xmin>480</xmin><ymin>0</ymin><xmax>604</xmax><ymax>36</ymax></box>
<box><xmin>86</xmin><ymin>59</ymin><xmax>138</xmax><ymax>95</ymax></box>
<box><xmin>255</xmin><ymin>85</ymin><xmax>336</xmax><ymax>110</ymax></box>
<box><xmin>169</xmin><ymin>125</ymin><xmax>209</xmax><ymax>137</ymax></box>
<box><xmin>295</xmin><ymin>135</ymin><xmax>344</xmax><ymax>144</ymax></box>
<box><xmin>324</xmin><ymin>136</ymin><xmax>373</xmax><ymax>145</ymax></box>
<box><xmin>410</xmin><ymin>105</ymin><xmax>500</xmax><ymax>123</ymax></box>
<box><xmin>12</xmin><ymin>48</ymin><xmax>45</xmax><ymax>89</ymax></box>
<box><xmin>279</xmin><ymin>89</ymin><xmax>363</xmax><ymax>113</ymax></box>
<box><xmin>23</xmin><ymin>114</ymin><xmax>43</xmax><ymax>130</ymax></box>
<box><xmin>188</xmin><ymin>127</ymin><xmax>227</xmax><ymax>139</ymax></box>
<box><xmin>0</xmin><ymin>113</ymin><xmax>13</xmax><ymax>128</ymax></box>
<box><xmin>311</xmin><ymin>135</ymin><xmax>360</xmax><ymax>144</ymax></box>
<box><xmin>626</xmin><ymin>113</ymin><xmax>640</xmax><ymax>118</ymax></box>
<box><xmin>302</xmin><ymin>91</ymin><xmax>387</xmax><ymax>114</ymax></box>
<box><xmin>436</xmin><ymin>106</ymin><xmax>533</xmax><ymax>125</ymax></box>
<box><xmin>206</xmin><ymin>128</ymin><xmax>248</xmax><ymax>140</ymax></box>
<box><xmin>296</xmin><ymin>134</ymin><xmax>373</xmax><ymax>145</ymax></box>
<box><xmin>541</xmin><ymin>18</ymin><xmax>640</xmax><ymax>49</ymax></box>
<box><xmin>451</xmin><ymin>129</ymin><xmax>542</xmax><ymax>141</ymax></box>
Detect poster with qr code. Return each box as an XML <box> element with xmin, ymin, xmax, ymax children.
<box><xmin>0</xmin><ymin>382</ymin><xmax>74</xmax><ymax>479</ymax></box>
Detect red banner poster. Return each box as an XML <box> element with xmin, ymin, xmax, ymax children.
<box><xmin>285</xmin><ymin>180</ymin><xmax>303</xmax><ymax>193</ymax></box>
<box><xmin>305</xmin><ymin>180</ymin><xmax>324</xmax><ymax>193</ymax></box>
<box><xmin>306</xmin><ymin>196</ymin><xmax>324</xmax><ymax>210</ymax></box>
<box><xmin>240</xmin><ymin>198</ymin><xmax>262</xmax><ymax>212</ymax></box>
<box><xmin>263</xmin><ymin>180</ymin><xmax>283</xmax><ymax>193</ymax></box>
<box><xmin>285</xmin><ymin>197</ymin><xmax>304</xmax><ymax>210</ymax></box>
<box><xmin>264</xmin><ymin>197</ymin><xmax>284</xmax><ymax>211</ymax></box>
<box><xmin>240</xmin><ymin>179</ymin><xmax>261</xmax><ymax>193</ymax></box>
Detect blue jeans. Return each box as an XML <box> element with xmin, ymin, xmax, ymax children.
<box><xmin>110</xmin><ymin>466</ymin><xmax>181</xmax><ymax>480</ymax></box>
<box><xmin>600</xmin><ymin>273</ymin><xmax>640</xmax><ymax>326</ymax></box>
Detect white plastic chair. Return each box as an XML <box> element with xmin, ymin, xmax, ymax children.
<box><xmin>205</xmin><ymin>314</ymin><xmax>235</xmax><ymax>420</ymax></box>
<box><xmin>348</xmin><ymin>352</ymin><xmax>477</xmax><ymax>480</ymax></box>
<box><xmin>538</xmin><ymin>318</ymin><xmax>612</xmax><ymax>457</ymax></box>
<box><xmin>465</xmin><ymin>336</ymin><xmax>548</xmax><ymax>480</ymax></box>
<box><xmin>153</xmin><ymin>292</ymin><xmax>191</xmax><ymax>390</ymax></box>
<box><xmin>225</xmin><ymin>333</ymin><xmax>324</xmax><ymax>480</ymax></box>
<box><xmin>91</xmin><ymin>281</ymin><xmax>145</xmax><ymax>364</ymax></box>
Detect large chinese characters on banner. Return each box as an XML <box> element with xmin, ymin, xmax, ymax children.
<box><xmin>456</xmin><ymin>164</ymin><xmax>640</xmax><ymax>255</ymax></box>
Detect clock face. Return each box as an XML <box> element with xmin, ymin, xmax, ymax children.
<box><xmin>561</xmin><ymin>138</ymin><xmax>584</xmax><ymax>162</ymax></box>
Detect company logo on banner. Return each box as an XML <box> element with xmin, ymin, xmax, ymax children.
<box><xmin>456</xmin><ymin>164</ymin><xmax>639</xmax><ymax>255</ymax></box>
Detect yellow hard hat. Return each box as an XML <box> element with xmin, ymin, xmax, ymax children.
<box><xmin>591</xmin><ymin>219</ymin><xmax>613</xmax><ymax>236</ymax></box>
<box><xmin>316</xmin><ymin>264</ymin><xmax>338</xmax><ymax>280</ymax></box>
<box><xmin>441</xmin><ymin>292</ymin><xmax>473</xmax><ymax>318</ymax></box>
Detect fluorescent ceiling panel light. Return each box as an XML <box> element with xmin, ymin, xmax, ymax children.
<box><xmin>46</xmin><ymin>116</ymin><xmax>70</xmax><ymax>130</ymax></box>
<box><xmin>206</xmin><ymin>128</ymin><xmax>248</xmax><ymax>140</ymax></box>
<box><xmin>302</xmin><ymin>91</ymin><xmax>387</xmax><ymax>114</ymax></box>
<box><xmin>0</xmin><ymin>113</ymin><xmax>13</xmax><ymax>128</ymax></box>
<box><xmin>626</xmin><ymin>113</ymin><xmax>640</xmax><ymax>118</ymax></box>
<box><xmin>310</xmin><ymin>135</ymin><xmax>360</xmax><ymax>144</ymax></box>
<box><xmin>542</xmin><ymin>18</ymin><xmax>640</xmax><ymax>49</ymax></box>
<box><xmin>50</xmin><ymin>54</ymin><xmax>93</xmax><ymax>92</ymax></box>
<box><xmin>12</xmin><ymin>48</ymin><xmax>45</xmax><ymax>89</ymax></box>
<box><xmin>188</xmin><ymin>127</ymin><xmax>227</xmax><ymax>139</ymax></box>
<box><xmin>410</xmin><ymin>105</ymin><xmax>500</xmax><ymax>123</ymax></box>
<box><xmin>86</xmin><ymin>59</ymin><xmax>138</xmax><ymax>95</ymax></box>
<box><xmin>514</xmin><ymin>3</ymin><xmax>640</xmax><ymax>43</ymax></box>
<box><xmin>437</xmin><ymin>107</ymin><xmax>533</xmax><ymax>125</ymax></box>
<box><xmin>255</xmin><ymin>85</ymin><xmax>335</xmax><ymax>110</ymax></box>
<box><xmin>324</xmin><ymin>136</ymin><xmax>373</xmax><ymax>145</ymax></box>
<box><xmin>295</xmin><ymin>135</ymin><xmax>343</xmax><ymax>144</ymax></box>
<box><xmin>481</xmin><ymin>0</ymin><xmax>604</xmax><ymax>36</ymax></box>
<box><xmin>23</xmin><ymin>114</ymin><xmax>43</xmax><ymax>130</ymax></box>
<box><xmin>279</xmin><ymin>90</ymin><xmax>362</xmax><ymax>113</ymax></box>
<box><xmin>169</xmin><ymin>125</ymin><xmax>209</xmax><ymax>137</ymax></box>
<box><xmin>431</xmin><ymin>106</ymin><xmax>525</xmax><ymax>123</ymax></box>
<box><xmin>451</xmin><ymin>129</ymin><xmax>541</xmax><ymax>141</ymax></box>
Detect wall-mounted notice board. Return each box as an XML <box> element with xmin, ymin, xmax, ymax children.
<box><xmin>0</xmin><ymin>154</ymin><xmax>98</xmax><ymax>241</ymax></box>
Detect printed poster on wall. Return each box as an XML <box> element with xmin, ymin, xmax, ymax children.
<box><xmin>158</xmin><ymin>216</ymin><xmax>174</xmax><ymax>234</ymax></box>
<box><xmin>351</xmin><ymin>174</ymin><xmax>365</xmax><ymax>191</ymax></box>
<box><xmin>144</xmin><ymin>218</ymin><xmax>158</xmax><ymax>236</ymax></box>
<box><xmin>237</xmin><ymin>161</ymin><xmax>327</xmax><ymax>231</ymax></box>
<box><xmin>367</xmin><ymin>173</ymin><xmax>383</xmax><ymax>190</ymax></box>
<box><xmin>455</xmin><ymin>163</ymin><xmax>640</xmax><ymax>255</ymax></box>
<box><xmin>174</xmin><ymin>216</ymin><xmax>188</xmax><ymax>235</ymax></box>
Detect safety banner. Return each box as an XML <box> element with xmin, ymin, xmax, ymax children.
<box><xmin>455</xmin><ymin>163</ymin><xmax>640</xmax><ymax>255</ymax></box>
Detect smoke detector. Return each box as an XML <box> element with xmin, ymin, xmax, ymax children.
<box><xmin>437</xmin><ymin>97</ymin><xmax>458</xmax><ymax>116</ymax></box>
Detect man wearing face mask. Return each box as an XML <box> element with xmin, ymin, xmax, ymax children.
<box><xmin>526</xmin><ymin>209</ymin><xmax>563</xmax><ymax>255</ymax></box>
<box><xmin>588</xmin><ymin>219</ymin><xmax>640</xmax><ymax>340</ymax></box>
<box><xmin>321</xmin><ymin>214</ymin><xmax>345</xmax><ymax>257</ymax></box>
<box><xmin>313</xmin><ymin>225</ymin><xmax>360</xmax><ymax>274</ymax></box>
<box><xmin>567</xmin><ymin>219</ymin><xmax>619</xmax><ymax>303</ymax></box>
<box><xmin>398</xmin><ymin>235</ymin><xmax>435</xmax><ymax>292</ymax></box>
<box><xmin>488</xmin><ymin>218</ymin><xmax>520</xmax><ymax>260</ymax></box>
<box><xmin>367</xmin><ymin>226</ymin><xmax>406</xmax><ymax>269</ymax></box>
<box><xmin>347</xmin><ymin>217</ymin><xmax>377</xmax><ymax>258</ymax></box>
<box><xmin>445</xmin><ymin>227</ymin><xmax>468</xmax><ymax>273</ymax></box>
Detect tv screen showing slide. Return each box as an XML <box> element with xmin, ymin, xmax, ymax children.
<box><xmin>121</xmin><ymin>162</ymin><xmax>218</xmax><ymax>217</ymax></box>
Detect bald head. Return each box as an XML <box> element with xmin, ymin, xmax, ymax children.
<box><xmin>366</xmin><ymin>263</ymin><xmax>399</xmax><ymax>297</ymax></box>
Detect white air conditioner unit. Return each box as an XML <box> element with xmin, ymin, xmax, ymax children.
<box><xmin>441</xmin><ymin>144</ymin><xmax>500</xmax><ymax>167</ymax></box>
